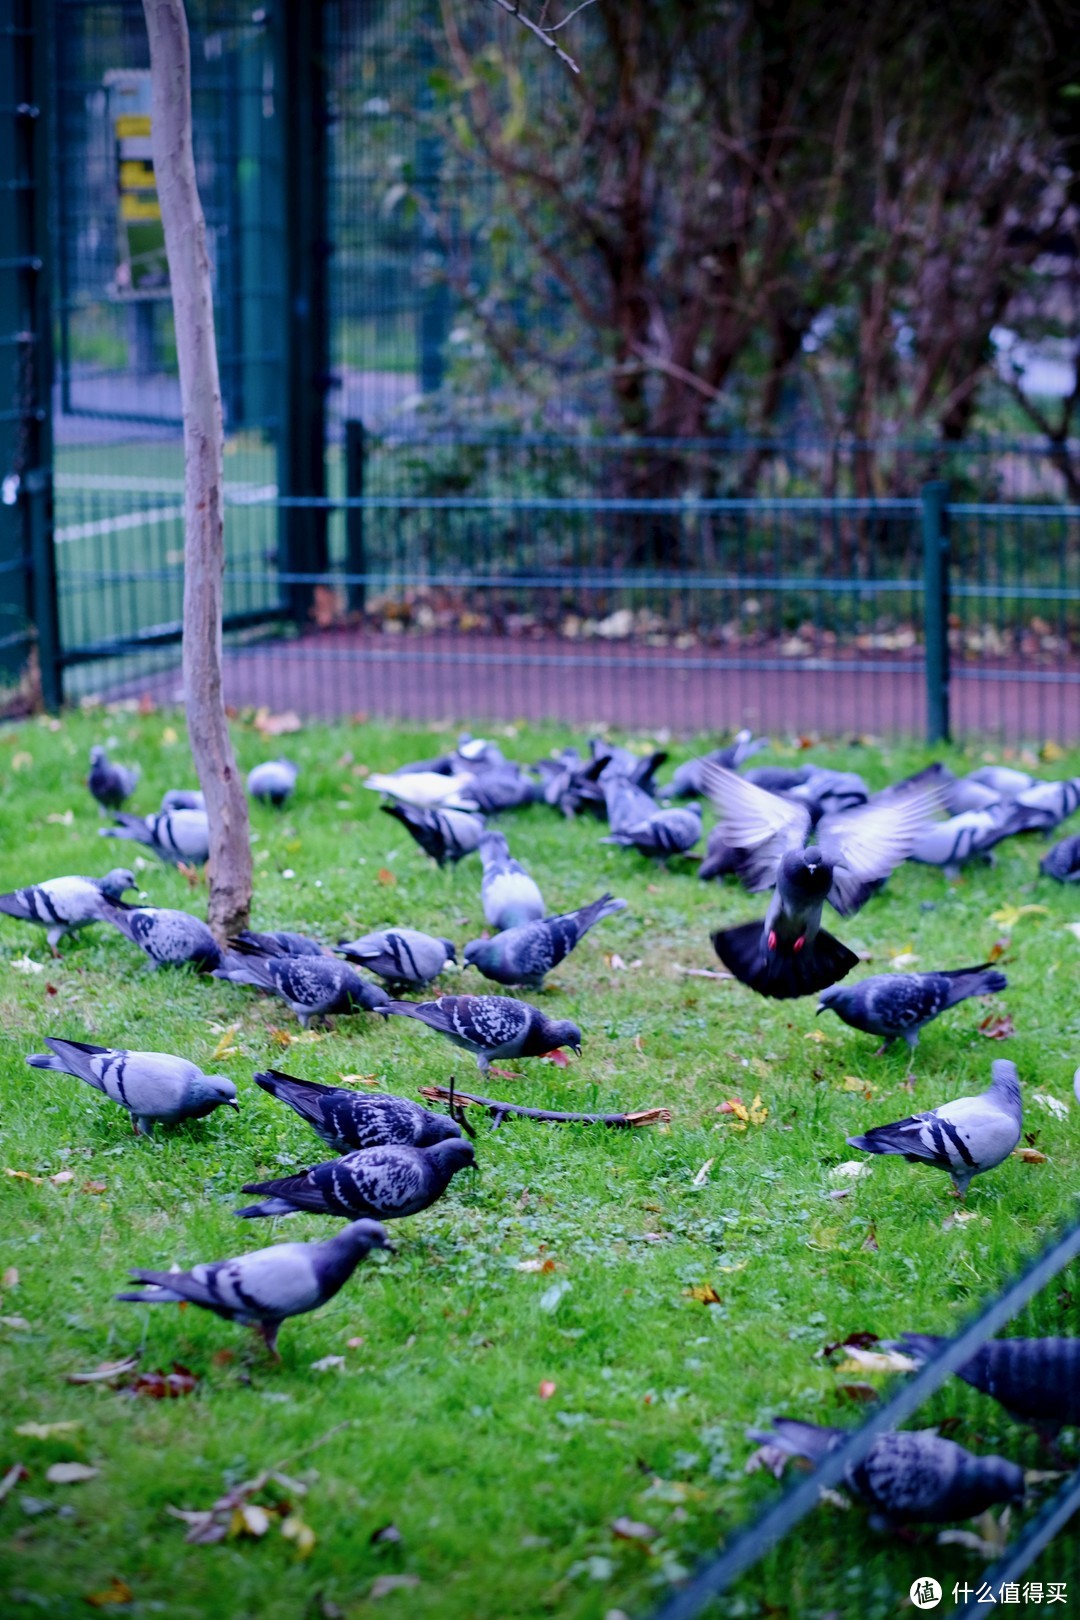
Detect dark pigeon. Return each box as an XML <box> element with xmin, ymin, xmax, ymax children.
<box><xmin>27</xmin><ymin>1037</ymin><xmax>238</xmax><ymax>1135</ymax></box>
<box><xmin>601</xmin><ymin>802</ymin><xmax>701</xmax><ymax>858</ymax></box>
<box><xmin>698</xmin><ymin>826</ymin><xmax>741</xmax><ymax>882</ymax></box>
<box><xmin>230</xmin><ymin>928</ymin><xmax>328</xmax><ymax>958</ymax></box>
<box><xmin>381</xmin><ymin>802</ymin><xmax>486</xmax><ymax>866</ymax></box>
<box><xmin>254</xmin><ymin>1068</ymin><xmax>463</xmax><ymax>1155</ymax></box>
<box><xmin>464</xmin><ymin>894</ymin><xmax>627</xmax><ymax>988</ymax></box>
<box><xmin>0</xmin><ymin>868</ymin><xmax>136</xmax><ymax>952</ymax></box>
<box><xmin>1040</xmin><ymin>833</ymin><xmax>1080</xmax><ymax>883</ymax></box>
<box><xmin>99</xmin><ymin>900</ymin><xmax>222</xmax><ymax>972</ymax></box>
<box><xmin>379</xmin><ymin>994</ymin><xmax>582</xmax><ymax>1073</ymax></box>
<box><xmin>669</xmin><ymin>731</ymin><xmax>770</xmax><ymax>798</ymax></box>
<box><xmin>889</xmin><ymin>1334</ymin><xmax>1080</xmax><ymax>1443</ymax></box>
<box><xmin>247</xmin><ymin>758</ymin><xmax>298</xmax><ymax>807</ymax></box>
<box><xmin>817</xmin><ymin>965</ymin><xmax>1007</xmax><ymax>1052</ymax></box>
<box><xmin>235</xmin><ymin>1137</ymin><xmax>476</xmax><ymax>1220</ymax></box>
<box><xmin>456</xmin><ymin>765</ymin><xmax>538</xmax><ymax>814</ymax></box>
<box><xmin>87</xmin><ymin>745</ymin><xmax>139</xmax><ymax>814</ymax></box>
<box><xmin>116</xmin><ymin>1219</ymin><xmax>392</xmax><ymax>1357</ymax></box>
<box><xmin>337</xmin><ymin>928</ymin><xmax>455</xmax><ymax>990</ymax></box>
<box><xmin>746</xmin><ymin>1418</ymin><xmax>1024</xmax><ymax>1530</ymax></box>
<box><xmin>213</xmin><ymin>947</ymin><xmax>389</xmax><ymax>1026</ymax></box>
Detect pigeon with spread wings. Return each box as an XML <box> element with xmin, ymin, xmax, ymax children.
<box><xmin>702</xmin><ymin>762</ymin><xmax>946</xmax><ymax>998</ymax></box>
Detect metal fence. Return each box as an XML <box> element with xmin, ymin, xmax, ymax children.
<box><xmin>653</xmin><ymin>1217</ymin><xmax>1080</xmax><ymax>1620</ymax></box>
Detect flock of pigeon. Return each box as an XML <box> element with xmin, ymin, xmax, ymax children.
<box><xmin>3</xmin><ymin>727</ymin><xmax>1080</xmax><ymax>1535</ymax></box>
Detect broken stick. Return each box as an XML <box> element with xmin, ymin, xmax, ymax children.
<box><xmin>420</xmin><ymin>1083</ymin><xmax>671</xmax><ymax>1130</ymax></box>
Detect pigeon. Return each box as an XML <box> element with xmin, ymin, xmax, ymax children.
<box><xmin>479</xmin><ymin>830</ymin><xmax>545</xmax><ymax>931</ymax></box>
<box><xmin>743</xmin><ymin>764</ymin><xmax>869</xmax><ymax>819</ymax></box>
<box><xmin>1040</xmin><ymin>833</ymin><xmax>1080</xmax><ymax>882</ymax></box>
<box><xmin>0</xmin><ymin>868</ymin><xmax>137</xmax><ymax>952</ymax></box>
<box><xmin>115</xmin><ymin>1218</ymin><xmax>391</xmax><ymax>1357</ymax></box>
<box><xmin>966</xmin><ymin>764</ymin><xmax>1038</xmax><ymax>799</ymax></box>
<box><xmin>101</xmin><ymin>808</ymin><xmax>211</xmax><ymax>867</ymax></box>
<box><xmin>381</xmin><ymin>803</ymin><xmax>485</xmax><ymax>866</ymax></box>
<box><xmin>26</xmin><ymin>1037</ymin><xmax>238</xmax><ymax>1135</ymax></box>
<box><xmin>380</xmin><ymin>994</ymin><xmax>582</xmax><ymax>1073</ymax></box>
<box><xmin>213</xmin><ymin>947</ymin><xmax>389</xmax><ymax>1025</ymax></box>
<box><xmin>698</xmin><ymin>826</ymin><xmax>740</xmax><ymax>882</ymax></box>
<box><xmin>337</xmin><ymin>928</ymin><xmax>456</xmax><ymax>991</ymax></box>
<box><xmin>704</xmin><ymin>762</ymin><xmax>945</xmax><ymax>998</ymax></box>
<box><xmin>253</xmin><ymin>1069</ymin><xmax>464</xmax><ymax>1155</ymax></box>
<box><xmin>909</xmin><ymin>802</ymin><xmax>1039</xmax><ymax>876</ymax></box>
<box><xmin>160</xmin><ymin>789</ymin><xmax>206</xmax><ymax>812</ymax></box>
<box><xmin>365</xmin><ymin>770</ymin><xmax>474</xmax><ymax>809</ymax></box>
<box><xmin>888</xmin><ymin>1334</ymin><xmax>1080</xmax><ymax>1443</ymax></box>
<box><xmin>940</xmin><ymin>771</ymin><xmax>1003</xmax><ymax>814</ymax></box>
<box><xmin>464</xmin><ymin>894</ymin><xmax>627</xmax><ymax>988</ymax></box>
<box><xmin>745</xmin><ymin>1419</ymin><xmax>1024</xmax><ymax>1530</ymax></box>
<box><xmin>817</xmin><ymin>965</ymin><xmax>1008</xmax><ymax>1053</ymax></box>
<box><xmin>668</xmin><ymin>731</ymin><xmax>770</xmax><ymax>798</ymax></box>
<box><xmin>846</xmin><ymin>1058</ymin><xmax>1023</xmax><ymax>1197</ymax></box>
<box><xmin>601</xmin><ymin>802</ymin><xmax>701</xmax><ymax>858</ymax></box>
<box><xmin>98</xmin><ymin>900</ymin><xmax>222</xmax><ymax>972</ymax></box>
<box><xmin>247</xmin><ymin>758</ymin><xmax>298</xmax><ymax>807</ymax></box>
<box><xmin>1010</xmin><ymin>776</ymin><xmax>1080</xmax><ymax>832</ymax></box>
<box><xmin>235</xmin><ymin>1138</ymin><xmax>476</xmax><ymax>1220</ymax></box>
<box><xmin>455</xmin><ymin>765</ymin><xmax>538</xmax><ymax>814</ymax></box>
<box><xmin>230</xmin><ymin>928</ymin><xmax>328</xmax><ymax>957</ymax></box>
<box><xmin>86</xmin><ymin>745</ymin><xmax>140</xmax><ymax>814</ymax></box>
<box><xmin>600</xmin><ymin>770</ymin><xmax>660</xmax><ymax>834</ymax></box>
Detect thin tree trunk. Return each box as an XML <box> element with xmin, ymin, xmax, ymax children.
<box><xmin>142</xmin><ymin>0</ymin><xmax>251</xmax><ymax>940</ymax></box>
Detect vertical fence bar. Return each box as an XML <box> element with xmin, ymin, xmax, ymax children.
<box><xmin>25</xmin><ymin>466</ymin><xmax>59</xmax><ymax>709</ymax></box>
<box><xmin>922</xmin><ymin>480</ymin><xmax>950</xmax><ymax>743</ymax></box>
<box><xmin>344</xmin><ymin>417</ymin><xmax>366</xmax><ymax>613</ymax></box>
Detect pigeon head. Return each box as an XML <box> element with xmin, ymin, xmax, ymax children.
<box><xmin>440</xmin><ymin>939</ymin><xmax>458</xmax><ymax>965</ymax></box>
<box><xmin>416</xmin><ymin>1109</ymin><xmax>464</xmax><ymax>1147</ymax></box>
<box><xmin>544</xmin><ymin>1017</ymin><xmax>583</xmax><ymax>1056</ymax></box>
<box><xmin>429</xmin><ymin>1137</ymin><xmax>477</xmax><ymax>1174</ymax></box>
<box><xmin>200</xmin><ymin>1073</ymin><xmax>240</xmax><ymax>1111</ymax></box>
<box><xmin>462</xmin><ymin>938</ymin><xmax>486</xmax><ymax>968</ymax></box>
<box><xmin>100</xmin><ymin>868</ymin><xmax>137</xmax><ymax>900</ymax></box>
<box><xmin>989</xmin><ymin>1059</ymin><xmax>1022</xmax><ymax>1108</ymax></box>
<box><xmin>779</xmin><ymin>847</ymin><xmax>833</xmax><ymax>900</ymax></box>
<box><xmin>341</xmin><ymin>1218</ymin><xmax>394</xmax><ymax>1255</ymax></box>
<box><xmin>89</xmin><ymin>745</ymin><xmax>107</xmax><ymax>765</ymax></box>
<box><xmin>816</xmin><ymin>986</ymin><xmax>848</xmax><ymax>1015</ymax></box>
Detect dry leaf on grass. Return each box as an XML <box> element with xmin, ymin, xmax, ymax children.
<box><xmin>691</xmin><ymin>1157</ymin><xmax>715</xmax><ymax>1186</ymax></box>
<box><xmin>46</xmin><ymin>810</ymin><xmax>74</xmax><ymax>827</ymax></box>
<box><xmin>15</xmin><ymin>1420</ymin><xmax>82</xmax><ymax>1438</ymax></box>
<box><xmin>828</xmin><ymin>1161</ymin><xmax>871</xmax><ymax>1181</ymax></box>
<box><xmin>979</xmin><ymin>1011</ymin><xmax>1015</xmax><ymax>1040</ymax></box>
<box><xmin>2</xmin><ymin>1266</ymin><xmax>18</xmax><ymax>1288</ymax></box>
<box><xmin>0</xmin><ymin>1464</ymin><xmax>28</xmax><ymax>1502</ymax></box>
<box><xmin>280</xmin><ymin>1513</ymin><xmax>317</xmax><ymax>1557</ymax></box>
<box><xmin>538</xmin><ymin>1381</ymin><xmax>557</xmax><ymax>1400</ymax></box>
<box><xmin>46</xmin><ymin>1462</ymin><xmax>98</xmax><ymax>1484</ymax></box>
<box><xmin>836</xmin><ymin>1382</ymin><xmax>878</xmax><ymax>1403</ymax></box>
<box><xmin>744</xmin><ymin>1444</ymin><xmax>789</xmax><ymax>1479</ymax></box>
<box><xmin>66</xmin><ymin>1356</ymin><xmax>140</xmax><ymax>1386</ymax></box>
<box><xmin>1013</xmin><ymin>1147</ymin><xmax>1049</xmax><ymax>1164</ymax></box>
<box><xmin>990</xmin><ymin>903</ymin><xmax>1049</xmax><ymax>929</ymax></box>
<box><xmin>1032</xmin><ymin>1092</ymin><xmax>1069</xmax><ymax>1120</ymax></box>
<box><xmin>311</xmin><ymin>1355</ymin><xmax>346</xmax><ymax>1373</ymax></box>
<box><xmin>517</xmin><ymin>1257</ymin><xmax>556</xmax><ymax>1274</ymax></box>
<box><xmin>835</xmin><ymin>1346</ymin><xmax>917</xmax><ymax>1374</ymax></box>
<box><xmin>210</xmin><ymin>1025</ymin><xmax>241</xmax><ymax>1062</ymax></box>
<box><xmin>685</xmin><ymin>1284</ymin><xmax>722</xmax><ymax>1307</ymax></box>
<box><xmin>253</xmin><ymin>708</ymin><xmax>302</xmax><ymax>737</ymax></box>
<box><xmin>376</xmin><ymin>867</ymin><xmax>396</xmax><ymax>887</ymax></box>
<box><xmin>10</xmin><ymin>957</ymin><xmax>44</xmax><ymax>976</ymax></box>
<box><xmin>84</xmin><ymin>1578</ymin><xmax>134</xmax><ymax>1608</ymax></box>
<box><xmin>719</xmin><ymin>1094</ymin><xmax>767</xmax><ymax>1130</ymax></box>
<box><xmin>50</xmin><ymin>1170</ymin><xmax>74</xmax><ymax>1185</ymax></box>
<box><xmin>130</xmin><ymin>1365</ymin><xmax>198</xmax><ymax>1400</ymax></box>
<box><xmin>610</xmin><ymin>1516</ymin><xmax>657</xmax><ymax>1544</ymax></box>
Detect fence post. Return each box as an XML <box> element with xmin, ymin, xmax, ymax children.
<box><xmin>25</xmin><ymin>467</ymin><xmax>60</xmax><ymax>710</ymax></box>
<box><xmin>921</xmin><ymin>480</ymin><xmax>950</xmax><ymax>744</ymax></box>
<box><xmin>344</xmin><ymin>418</ymin><xmax>366</xmax><ymax>614</ymax></box>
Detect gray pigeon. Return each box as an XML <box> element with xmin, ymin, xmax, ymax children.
<box><xmin>846</xmin><ymin>1059</ymin><xmax>1023</xmax><ymax>1197</ymax></box>
<box><xmin>817</xmin><ymin>965</ymin><xmax>1008</xmax><ymax>1052</ymax></box>
<box><xmin>464</xmin><ymin>894</ymin><xmax>627</xmax><ymax>989</ymax></box>
<box><xmin>160</xmin><ymin>789</ymin><xmax>206</xmax><ymax>812</ymax></box>
<box><xmin>909</xmin><ymin>803</ymin><xmax>1032</xmax><ymax>875</ymax></box>
<box><xmin>743</xmin><ymin>764</ymin><xmax>870</xmax><ymax>820</ymax></box>
<box><xmin>87</xmin><ymin>746</ymin><xmax>140</xmax><ymax>814</ymax></box>
<box><xmin>26</xmin><ymin>1037</ymin><xmax>238</xmax><ymax>1135</ymax></box>
<box><xmin>705</xmin><ymin>762</ymin><xmax>945</xmax><ymax>999</ymax></box>
<box><xmin>698</xmin><ymin>826</ymin><xmax>740</xmax><ymax>882</ymax></box>
<box><xmin>601</xmin><ymin>802</ymin><xmax>701</xmax><ymax>858</ymax></box>
<box><xmin>235</xmin><ymin>1138</ymin><xmax>476</xmax><ymax>1220</ymax></box>
<box><xmin>115</xmin><ymin>1218</ymin><xmax>392</xmax><ymax>1357</ymax></box>
<box><xmin>1041</xmin><ymin>833</ymin><xmax>1080</xmax><ymax>882</ymax></box>
<box><xmin>101</xmin><ymin>808</ymin><xmax>211</xmax><ymax>867</ymax></box>
<box><xmin>746</xmin><ymin>1419</ymin><xmax>1024</xmax><ymax>1530</ymax></box>
<box><xmin>230</xmin><ymin>929</ymin><xmax>328</xmax><ymax>958</ymax></box>
<box><xmin>966</xmin><ymin>764</ymin><xmax>1036</xmax><ymax>798</ymax></box>
<box><xmin>0</xmin><ymin>868</ymin><xmax>137</xmax><ymax>952</ymax></box>
<box><xmin>668</xmin><ymin>732</ymin><xmax>770</xmax><ymax>798</ymax></box>
<box><xmin>889</xmin><ymin>1334</ymin><xmax>1080</xmax><ymax>1443</ymax></box>
<box><xmin>456</xmin><ymin>765</ymin><xmax>538</xmax><ymax>814</ymax></box>
<box><xmin>381</xmin><ymin>802</ymin><xmax>486</xmax><ymax>866</ymax></box>
<box><xmin>600</xmin><ymin>770</ymin><xmax>660</xmax><ymax>834</ymax></box>
<box><xmin>1012</xmin><ymin>776</ymin><xmax>1080</xmax><ymax>832</ymax></box>
<box><xmin>337</xmin><ymin>928</ymin><xmax>456</xmax><ymax>991</ymax></box>
<box><xmin>479</xmin><ymin>830</ymin><xmax>545</xmax><ymax>931</ymax></box>
<box><xmin>247</xmin><ymin>758</ymin><xmax>298</xmax><ymax>807</ymax></box>
<box><xmin>940</xmin><ymin>771</ymin><xmax>1003</xmax><ymax>814</ymax></box>
<box><xmin>213</xmin><ymin>947</ymin><xmax>389</xmax><ymax>1026</ymax></box>
<box><xmin>254</xmin><ymin>1068</ymin><xmax>464</xmax><ymax>1155</ymax></box>
<box><xmin>380</xmin><ymin>994</ymin><xmax>582</xmax><ymax>1073</ymax></box>
<box><xmin>99</xmin><ymin>900</ymin><xmax>222</xmax><ymax>972</ymax></box>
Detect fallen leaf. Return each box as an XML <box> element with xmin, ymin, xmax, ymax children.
<box><xmin>978</xmin><ymin>1011</ymin><xmax>1015</xmax><ymax>1040</ymax></box>
<box><xmin>674</xmin><ymin>965</ymin><xmax>732</xmax><ymax>980</ymax></box>
<box><xmin>84</xmin><ymin>1578</ymin><xmax>133</xmax><ymax>1608</ymax></box>
<box><xmin>685</xmin><ymin>1284</ymin><xmax>722</xmax><ymax>1306</ymax></box>
<box><xmin>46</xmin><ymin>810</ymin><xmax>74</xmax><ymax>826</ymax></box>
<box><xmin>606</xmin><ymin>953</ymin><xmax>627</xmax><ymax>971</ymax></box>
<box><xmin>1013</xmin><ymin>1147</ymin><xmax>1049</xmax><ymax>1164</ymax></box>
<box><xmin>803</xmin><ymin>1029</ymin><xmax>829</xmax><ymax>1044</ymax></box>
<box><xmin>543</xmin><ymin>1049</ymin><xmax>571</xmax><ymax>1067</ymax></box>
<box><xmin>268</xmin><ymin>1027</ymin><xmax>294</xmax><ymax>1049</ymax></box>
<box><xmin>861</xmin><ymin>1226</ymin><xmax>879</xmax><ymax>1253</ymax></box>
<box><xmin>829</xmin><ymin>1161</ymin><xmax>871</xmax><ymax>1181</ymax></box>
<box><xmin>10</xmin><ymin>956</ymin><xmax>44</xmax><ymax>975</ymax></box>
<box><xmin>987</xmin><ymin>938</ymin><xmax>1011</xmax><ymax>962</ymax></box>
<box><xmin>990</xmin><ymin>903</ymin><xmax>1049</xmax><ymax>929</ymax></box>
<box><xmin>842</xmin><ymin>1076</ymin><xmax>873</xmax><ymax>1097</ymax></box>
<box><xmin>46</xmin><ymin>1462</ymin><xmax>98</xmax><ymax>1484</ymax></box>
<box><xmin>2</xmin><ymin>1266</ymin><xmax>18</xmax><ymax>1287</ymax></box>
<box><xmin>370</xmin><ymin>1576</ymin><xmax>421</xmax><ymax>1599</ymax></box>
<box><xmin>131</xmin><ymin>1365</ymin><xmax>198</xmax><ymax>1400</ymax></box>
<box><xmin>11</xmin><ymin>751</ymin><xmax>32</xmax><ymax>771</ymax></box>
<box><xmin>311</xmin><ymin>1355</ymin><xmax>346</xmax><ymax>1372</ymax></box>
<box><xmin>338</xmin><ymin>1073</ymin><xmax>380</xmax><ymax>1087</ymax></box>
<box><xmin>837</xmin><ymin>1382</ymin><xmax>878</xmax><ymax>1403</ymax></box>
<box><xmin>82</xmin><ymin>1180</ymin><xmax>107</xmax><ymax>1195</ymax></box>
<box><xmin>0</xmin><ymin>1315</ymin><xmax>30</xmax><ymax>1330</ymax></box>
<box><xmin>280</xmin><ymin>1514</ymin><xmax>317</xmax><ymax>1557</ymax></box>
<box><xmin>66</xmin><ymin>1355</ymin><xmax>140</xmax><ymax>1385</ymax></box>
<box><xmin>15</xmin><ymin>1420</ymin><xmax>82</xmax><ymax>1438</ymax></box>
<box><xmin>745</xmin><ymin>1444</ymin><xmax>789</xmax><ymax>1479</ymax></box>
<box><xmin>538</xmin><ymin>1380</ymin><xmax>557</xmax><ymax>1400</ymax></box>
<box><xmin>610</xmin><ymin>1516</ymin><xmax>656</xmax><ymax>1543</ymax></box>
<box><xmin>691</xmin><ymin>1157</ymin><xmax>715</xmax><ymax>1187</ymax></box>
<box><xmin>254</xmin><ymin>708</ymin><xmax>302</xmax><ymax>736</ymax></box>
<box><xmin>888</xmin><ymin>951</ymin><xmax>919</xmax><ymax>970</ymax></box>
<box><xmin>50</xmin><ymin>1170</ymin><xmax>75</xmax><ymax>1185</ymax></box>
<box><xmin>210</xmin><ymin>1025</ymin><xmax>240</xmax><ymax>1062</ymax></box>
<box><xmin>836</xmin><ymin>1346</ymin><xmax>916</xmax><ymax>1374</ymax></box>
<box><xmin>160</xmin><ymin>727</ymin><xmax>178</xmax><ymax>746</ymax></box>
<box><xmin>517</xmin><ymin>1257</ymin><xmax>556</xmax><ymax>1274</ymax></box>
<box><xmin>717</xmin><ymin>1098</ymin><xmax>744</xmax><ymax>1114</ymax></box>
<box><xmin>1032</xmin><ymin>1092</ymin><xmax>1069</xmax><ymax>1120</ymax></box>
<box><xmin>0</xmin><ymin>1463</ymin><xmax>28</xmax><ymax>1502</ymax></box>
<box><xmin>231</xmin><ymin>1502</ymin><xmax>271</xmax><ymax>1538</ymax></box>
<box><xmin>346</xmin><ymin>1337</ymin><xmax>365</xmax><ymax>1350</ymax></box>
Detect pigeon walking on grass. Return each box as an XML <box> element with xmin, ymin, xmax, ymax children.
<box><xmin>214</xmin><ymin>946</ymin><xmax>389</xmax><ymax>1026</ymax></box>
<box><xmin>87</xmin><ymin>746</ymin><xmax>140</xmax><ymax>814</ymax></box>
<box><xmin>380</xmin><ymin>994</ymin><xmax>582</xmax><ymax>1073</ymax></box>
<box><xmin>0</xmin><ymin>868</ymin><xmax>136</xmax><ymax>953</ymax></box>
<box><xmin>464</xmin><ymin>894</ymin><xmax>627</xmax><ymax>989</ymax></box>
<box><xmin>254</xmin><ymin>1069</ymin><xmax>464</xmax><ymax>1155</ymax></box>
<box><xmin>746</xmin><ymin>1419</ymin><xmax>1024</xmax><ymax>1530</ymax></box>
<box><xmin>381</xmin><ymin>803</ymin><xmax>485</xmax><ymax>866</ymax></box>
<box><xmin>27</xmin><ymin>1037</ymin><xmax>238</xmax><ymax>1135</ymax></box>
<box><xmin>479</xmin><ymin>830</ymin><xmax>545</xmax><ymax>931</ymax></box>
<box><xmin>817</xmin><ymin>965</ymin><xmax>1008</xmax><ymax>1053</ymax></box>
<box><xmin>230</xmin><ymin>929</ymin><xmax>328</xmax><ymax>958</ymax></box>
<box><xmin>160</xmin><ymin>788</ymin><xmax>206</xmax><ymax>813</ymax></box>
<box><xmin>909</xmin><ymin>804</ymin><xmax>1035</xmax><ymax>876</ymax></box>
<box><xmin>846</xmin><ymin>1058</ymin><xmax>1023</xmax><ymax>1197</ymax></box>
<box><xmin>704</xmin><ymin>762</ymin><xmax>945</xmax><ymax>998</ymax></box>
<box><xmin>235</xmin><ymin>1138</ymin><xmax>476</xmax><ymax>1220</ymax></box>
<box><xmin>887</xmin><ymin>1334</ymin><xmax>1080</xmax><ymax>1444</ymax></box>
<box><xmin>337</xmin><ymin>928</ymin><xmax>456</xmax><ymax>991</ymax></box>
<box><xmin>1040</xmin><ymin>833</ymin><xmax>1080</xmax><ymax>882</ymax></box>
<box><xmin>99</xmin><ymin>900</ymin><xmax>222</xmax><ymax>972</ymax></box>
<box><xmin>101</xmin><ymin>808</ymin><xmax>211</xmax><ymax>867</ymax></box>
<box><xmin>116</xmin><ymin>1219</ymin><xmax>391</xmax><ymax>1358</ymax></box>
<box><xmin>247</xmin><ymin>759</ymin><xmax>298</xmax><ymax>807</ymax></box>
<box><xmin>601</xmin><ymin>802</ymin><xmax>702</xmax><ymax>859</ymax></box>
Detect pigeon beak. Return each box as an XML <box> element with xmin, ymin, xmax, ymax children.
<box><xmin>226</xmin><ymin>1098</ymin><xmax>241</xmax><ymax>1109</ymax></box>
<box><xmin>571</xmin><ymin>1043</ymin><xmax>582</xmax><ymax>1057</ymax></box>
<box><xmin>383</xmin><ymin>1241</ymin><xmax>398</xmax><ymax>1256</ymax></box>
<box><xmin>815</xmin><ymin>1003</ymin><xmax>827</xmax><ymax>1016</ymax></box>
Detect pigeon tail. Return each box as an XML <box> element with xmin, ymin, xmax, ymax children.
<box><xmin>711</xmin><ymin>920</ymin><xmax>858</xmax><ymax>999</ymax></box>
<box><xmin>234</xmin><ymin>1197</ymin><xmax>299</xmax><ymax>1219</ymax></box>
<box><xmin>100</xmin><ymin>812</ymin><xmax>153</xmax><ymax>846</ymax></box>
<box><xmin>745</xmin><ymin>1418</ymin><xmax>841</xmax><ymax>1463</ymax></box>
<box><xmin>941</xmin><ymin>965</ymin><xmax>1009</xmax><ymax>1007</ymax></box>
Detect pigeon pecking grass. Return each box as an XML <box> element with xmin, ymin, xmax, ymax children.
<box><xmin>0</xmin><ymin>868</ymin><xmax>137</xmax><ymax>953</ymax></box>
<box><xmin>382</xmin><ymin>802</ymin><xmax>486</xmax><ymax>866</ymax></box>
<box><xmin>98</xmin><ymin>900</ymin><xmax>223</xmax><ymax>972</ymax></box>
<box><xmin>27</xmin><ymin>1037</ymin><xmax>238</xmax><ymax>1135</ymax></box>
<box><xmin>846</xmin><ymin>1058</ymin><xmax>1023</xmax><ymax>1197</ymax></box>
<box><xmin>379</xmin><ymin>994</ymin><xmax>582</xmax><ymax>1074</ymax></box>
<box><xmin>235</xmin><ymin>1138</ymin><xmax>476</xmax><ymax>1220</ymax></box>
<box><xmin>115</xmin><ymin>1219</ymin><xmax>392</xmax><ymax>1358</ymax></box>
<box><xmin>254</xmin><ymin>1069</ymin><xmax>465</xmax><ymax>1155</ymax></box>
<box><xmin>464</xmin><ymin>893</ymin><xmax>627</xmax><ymax>989</ymax></box>
<box><xmin>100</xmin><ymin>808</ymin><xmax>211</xmax><ymax>867</ymax></box>
<box><xmin>817</xmin><ymin>964</ymin><xmax>1008</xmax><ymax>1053</ymax></box>
<box><xmin>214</xmin><ymin>947</ymin><xmax>389</xmax><ymax>1027</ymax></box>
<box><xmin>337</xmin><ymin>928</ymin><xmax>456</xmax><ymax>991</ymax></box>
<box><xmin>1040</xmin><ymin>832</ymin><xmax>1080</xmax><ymax>882</ymax></box>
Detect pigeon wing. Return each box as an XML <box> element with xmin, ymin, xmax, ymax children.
<box><xmin>699</xmin><ymin>763</ymin><xmax>810</xmax><ymax>891</ymax></box>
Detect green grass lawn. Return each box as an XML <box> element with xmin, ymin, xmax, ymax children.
<box><xmin>2</xmin><ymin>712</ymin><xmax>1080</xmax><ymax>1619</ymax></box>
